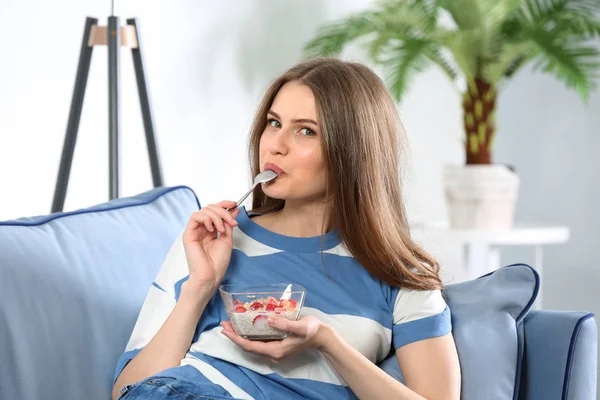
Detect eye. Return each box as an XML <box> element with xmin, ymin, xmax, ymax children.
<box><xmin>267</xmin><ymin>119</ymin><xmax>282</xmax><ymax>129</ymax></box>
<box><xmin>300</xmin><ymin>127</ymin><xmax>316</xmax><ymax>137</ymax></box>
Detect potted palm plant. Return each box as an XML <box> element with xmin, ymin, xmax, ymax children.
<box><xmin>304</xmin><ymin>0</ymin><xmax>600</xmax><ymax>229</ymax></box>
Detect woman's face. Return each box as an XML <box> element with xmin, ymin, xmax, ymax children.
<box><xmin>259</xmin><ymin>81</ymin><xmax>327</xmax><ymax>204</ymax></box>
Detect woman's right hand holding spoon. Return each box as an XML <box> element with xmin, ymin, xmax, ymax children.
<box><xmin>182</xmin><ymin>201</ymin><xmax>240</xmax><ymax>294</ymax></box>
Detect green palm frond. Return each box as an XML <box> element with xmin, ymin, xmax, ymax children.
<box><xmin>378</xmin><ymin>0</ymin><xmax>440</xmax><ymax>33</ymax></box>
<box><xmin>424</xmin><ymin>47</ymin><xmax>460</xmax><ymax>83</ymax></box>
<box><xmin>440</xmin><ymin>0</ymin><xmax>522</xmax><ymax>78</ymax></box>
<box><xmin>304</xmin><ymin>0</ymin><xmax>442</xmax><ymax>59</ymax></box>
<box><xmin>553</xmin><ymin>14</ymin><xmax>600</xmax><ymax>38</ymax></box>
<box><xmin>304</xmin><ymin>0</ymin><xmax>461</xmax><ymax>92</ymax></box>
<box><xmin>525</xmin><ymin>27</ymin><xmax>600</xmax><ymax>100</ymax></box>
<box><xmin>365</xmin><ymin>13</ymin><xmax>441</xmax><ymax>62</ymax></box>
<box><xmin>367</xmin><ymin>32</ymin><xmax>397</xmax><ymax>63</ymax></box>
<box><xmin>482</xmin><ymin>43</ymin><xmax>530</xmax><ymax>84</ymax></box>
<box><xmin>373</xmin><ymin>36</ymin><xmax>460</xmax><ymax>91</ymax></box>
<box><xmin>479</xmin><ymin>0</ymin><xmax>523</xmax><ymax>57</ymax></box>
<box><xmin>440</xmin><ymin>30</ymin><xmax>479</xmax><ymax>80</ymax></box>
<box><xmin>520</xmin><ymin>0</ymin><xmax>600</xmax><ymax>37</ymax></box>
<box><xmin>303</xmin><ymin>11</ymin><xmax>379</xmax><ymax>57</ymax></box>
<box><xmin>503</xmin><ymin>54</ymin><xmax>528</xmax><ymax>78</ymax></box>
<box><xmin>382</xmin><ymin>39</ymin><xmax>433</xmax><ymax>102</ymax></box>
<box><xmin>520</xmin><ymin>0</ymin><xmax>599</xmax><ymax>22</ymax></box>
<box><xmin>438</xmin><ymin>0</ymin><xmax>483</xmax><ymax>29</ymax></box>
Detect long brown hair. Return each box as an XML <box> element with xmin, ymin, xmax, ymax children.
<box><xmin>248</xmin><ymin>57</ymin><xmax>442</xmax><ymax>291</ymax></box>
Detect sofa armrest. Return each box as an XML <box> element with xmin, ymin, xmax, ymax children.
<box><xmin>519</xmin><ymin>310</ymin><xmax>597</xmax><ymax>400</ymax></box>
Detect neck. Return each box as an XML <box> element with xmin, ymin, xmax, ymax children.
<box><xmin>258</xmin><ymin>199</ymin><xmax>330</xmax><ymax>238</ymax></box>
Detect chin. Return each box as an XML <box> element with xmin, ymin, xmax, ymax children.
<box><xmin>261</xmin><ymin>185</ymin><xmax>287</xmax><ymax>200</ymax></box>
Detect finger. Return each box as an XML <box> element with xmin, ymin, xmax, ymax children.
<box><xmin>185</xmin><ymin>211</ymin><xmax>201</xmax><ymax>230</ymax></box>
<box><xmin>204</xmin><ymin>218</ymin><xmax>214</xmax><ymax>232</ymax></box>
<box><xmin>221</xmin><ymin>322</ymin><xmax>246</xmax><ymax>339</ymax></box>
<box><xmin>206</xmin><ymin>204</ymin><xmax>239</xmax><ymax>228</ymax></box>
<box><xmin>219</xmin><ymin>219</ymin><xmax>234</xmax><ymax>244</ymax></box>
<box><xmin>221</xmin><ymin>321</ymin><xmax>235</xmax><ymax>333</ymax></box>
<box><xmin>268</xmin><ymin>317</ymin><xmax>306</xmax><ymax>336</ymax></box>
<box><xmin>195</xmin><ymin>213</ymin><xmax>214</xmax><ymax>233</ymax></box>
<box><xmin>202</xmin><ymin>208</ymin><xmax>225</xmax><ymax>233</ymax></box>
<box><xmin>191</xmin><ymin>211</ymin><xmax>214</xmax><ymax>233</ymax></box>
<box><xmin>185</xmin><ymin>211</ymin><xmax>212</xmax><ymax>234</ymax></box>
<box><xmin>215</xmin><ymin>200</ymin><xmax>238</xmax><ymax>209</ymax></box>
<box><xmin>221</xmin><ymin>327</ymin><xmax>254</xmax><ymax>350</ymax></box>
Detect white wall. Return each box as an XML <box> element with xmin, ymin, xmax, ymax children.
<box><xmin>1</xmin><ymin>0</ymin><xmax>597</xmax><ymax>389</ymax></box>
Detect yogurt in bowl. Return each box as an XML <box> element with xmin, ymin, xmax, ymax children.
<box><xmin>219</xmin><ymin>283</ymin><xmax>306</xmax><ymax>340</ymax></box>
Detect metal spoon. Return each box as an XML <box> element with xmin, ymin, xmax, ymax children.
<box><xmin>228</xmin><ymin>170</ymin><xmax>278</xmax><ymax>212</ymax></box>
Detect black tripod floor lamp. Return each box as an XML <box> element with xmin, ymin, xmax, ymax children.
<box><xmin>51</xmin><ymin>8</ymin><xmax>163</xmax><ymax>213</ymax></box>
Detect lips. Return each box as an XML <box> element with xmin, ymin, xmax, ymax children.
<box><xmin>264</xmin><ymin>162</ymin><xmax>285</xmax><ymax>176</ymax></box>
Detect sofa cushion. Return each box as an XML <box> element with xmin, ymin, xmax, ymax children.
<box><xmin>445</xmin><ymin>264</ymin><xmax>538</xmax><ymax>400</ymax></box>
<box><xmin>0</xmin><ymin>186</ymin><xmax>199</xmax><ymax>400</ymax></box>
<box><xmin>378</xmin><ymin>263</ymin><xmax>538</xmax><ymax>400</ymax></box>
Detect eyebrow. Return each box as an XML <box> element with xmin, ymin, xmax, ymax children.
<box><xmin>268</xmin><ymin>110</ymin><xmax>318</xmax><ymax>127</ymax></box>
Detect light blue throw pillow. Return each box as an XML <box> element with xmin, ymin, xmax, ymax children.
<box><xmin>443</xmin><ymin>264</ymin><xmax>538</xmax><ymax>400</ymax></box>
<box><xmin>378</xmin><ymin>263</ymin><xmax>538</xmax><ymax>400</ymax></box>
<box><xmin>0</xmin><ymin>186</ymin><xmax>199</xmax><ymax>400</ymax></box>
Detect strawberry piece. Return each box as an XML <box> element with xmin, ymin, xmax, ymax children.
<box><xmin>235</xmin><ymin>306</ymin><xmax>247</xmax><ymax>313</ymax></box>
<box><xmin>280</xmin><ymin>299</ymin><xmax>290</xmax><ymax>308</ymax></box>
<box><xmin>252</xmin><ymin>314</ymin><xmax>268</xmax><ymax>325</ymax></box>
<box><xmin>233</xmin><ymin>299</ymin><xmax>243</xmax><ymax>306</ymax></box>
<box><xmin>266</xmin><ymin>303</ymin><xmax>277</xmax><ymax>311</ymax></box>
<box><xmin>250</xmin><ymin>301</ymin><xmax>264</xmax><ymax>311</ymax></box>
<box><xmin>288</xmin><ymin>299</ymin><xmax>297</xmax><ymax>309</ymax></box>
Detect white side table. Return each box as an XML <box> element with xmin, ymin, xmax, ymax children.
<box><xmin>412</xmin><ymin>223</ymin><xmax>570</xmax><ymax>309</ymax></box>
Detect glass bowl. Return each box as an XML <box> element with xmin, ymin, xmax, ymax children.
<box><xmin>219</xmin><ymin>283</ymin><xmax>306</xmax><ymax>340</ymax></box>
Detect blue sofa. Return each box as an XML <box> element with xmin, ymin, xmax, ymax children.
<box><xmin>0</xmin><ymin>186</ymin><xmax>596</xmax><ymax>400</ymax></box>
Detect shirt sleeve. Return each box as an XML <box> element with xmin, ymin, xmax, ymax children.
<box><xmin>113</xmin><ymin>232</ymin><xmax>190</xmax><ymax>383</ymax></box>
<box><xmin>391</xmin><ymin>287</ymin><xmax>452</xmax><ymax>349</ymax></box>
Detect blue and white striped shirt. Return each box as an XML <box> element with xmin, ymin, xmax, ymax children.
<box><xmin>114</xmin><ymin>206</ymin><xmax>451</xmax><ymax>399</ymax></box>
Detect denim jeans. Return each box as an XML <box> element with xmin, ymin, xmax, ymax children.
<box><xmin>118</xmin><ymin>376</ymin><xmax>241</xmax><ymax>400</ymax></box>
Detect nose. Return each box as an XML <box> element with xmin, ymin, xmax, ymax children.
<box><xmin>267</xmin><ymin>129</ymin><xmax>289</xmax><ymax>156</ymax></box>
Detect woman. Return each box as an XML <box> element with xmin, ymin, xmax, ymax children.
<box><xmin>112</xmin><ymin>57</ymin><xmax>461</xmax><ymax>400</ymax></box>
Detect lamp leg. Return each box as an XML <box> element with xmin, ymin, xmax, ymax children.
<box><xmin>107</xmin><ymin>16</ymin><xmax>121</xmax><ymax>200</ymax></box>
<box><xmin>51</xmin><ymin>17</ymin><xmax>97</xmax><ymax>213</ymax></box>
<box><xmin>128</xmin><ymin>18</ymin><xmax>163</xmax><ymax>187</ymax></box>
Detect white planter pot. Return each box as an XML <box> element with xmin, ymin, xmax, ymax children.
<box><xmin>443</xmin><ymin>164</ymin><xmax>520</xmax><ymax>230</ymax></box>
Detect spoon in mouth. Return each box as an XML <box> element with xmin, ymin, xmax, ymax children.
<box><xmin>228</xmin><ymin>170</ymin><xmax>278</xmax><ymax>212</ymax></box>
